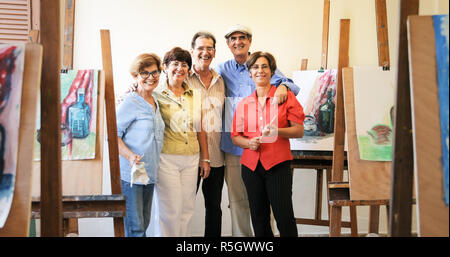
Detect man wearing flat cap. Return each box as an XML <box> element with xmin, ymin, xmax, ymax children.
<box><xmin>216</xmin><ymin>24</ymin><xmax>300</xmax><ymax>237</ymax></box>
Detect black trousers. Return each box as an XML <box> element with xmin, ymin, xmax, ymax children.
<box><xmin>197</xmin><ymin>166</ymin><xmax>225</xmax><ymax>237</ymax></box>
<box><xmin>241</xmin><ymin>160</ymin><xmax>298</xmax><ymax>237</ymax></box>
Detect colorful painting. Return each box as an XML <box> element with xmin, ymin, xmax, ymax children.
<box><xmin>290</xmin><ymin>69</ymin><xmax>337</xmax><ymax>151</ymax></box>
<box><xmin>0</xmin><ymin>44</ymin><xmax>25</xmax><ymax>228</ymax></box>
<box><xmin>353</xmin><ymin>66</ymin><xmax>395</xmax><ymax>161</ymax></box>
<box><xmin>34</xmin><ymin>70</ymin><xmax>99</xmax><ymax>160</ymax></box>
<box><xmin>433</xmin><ymin>14</ymin><xmax>449</xmax><ymax>206</ymax></box>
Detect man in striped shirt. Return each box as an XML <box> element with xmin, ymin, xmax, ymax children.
<box><xmin>187</xmin><ymin>31</ymin><xmax>226</xmax><ymax>237</ymax></box>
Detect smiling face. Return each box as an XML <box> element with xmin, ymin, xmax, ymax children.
<box><xmin>164</xmin><ymin>60</ymin><xmax>189</xmax><ymax>86</ymax></box>
<box><xmin>136</xmin><ymin>64</ymin><xmax>160</xmax><ymax>92</ymax></box>
<box><xmin>191</xmin><ymin>37</ymin><xmax>216</xmax><ymax>70</ymax></box>
<box><xmin>226</xmin><ymin>32</ymin><xmax>252</xmax><ymax>59</ymax></box>
<box><xmin>249</xmin><ymin>56</ymin><xmax>272</xmax><ymax>87</ymax></box>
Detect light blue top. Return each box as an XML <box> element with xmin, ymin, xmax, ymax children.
<box><xmin>116</xmin><ymin>92</ymin><xmax>164</xmax><ymax>184</ymax></box>
<box><xmin>216</xmin><ymin>58</ymin><xmax>300</xmax><ymax>156</ymax></box>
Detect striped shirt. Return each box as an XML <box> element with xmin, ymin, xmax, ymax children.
<box><xmin>186</xmin><ymin>69</ymin><xmax>225</xmax><ymax>167</ymax></box>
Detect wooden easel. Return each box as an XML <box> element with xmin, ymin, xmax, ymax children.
<box><xmin>397</xmin><ymin>13</ymin><xmax>449</xmax><ymax>236</ymax></box>
<box><xmin>328</xmin><ymin>0</ymin><xmax>396</xmax><ymax>237</ymax></box>
<box><xmin>389</xmin><ymin>0</ymin><xmax>418</xmax><ymax>237</ymax></box>
<box><xmin>292</xmin><ymin>0</ymin><xmax>355</xmax><ymax>231</ymax></box>
<box><xmin>30</xmin><ymin>1</ymin><xmax>125</xmax><ymax>237</ymax></box>
<box><xmin>0</xmin><ymin>44</ymin><xmax>43</xmax><ymax>236</ymax></box>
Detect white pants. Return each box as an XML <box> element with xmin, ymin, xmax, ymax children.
<box><xmin>225</xmin><ymin>153</ymin><xmax>253</xmax><ymax>236</ymax></box>
<box><xmin>157</xmin><ymin>153</ymin><xmax>199</xmax><ymax>237</ymax></box>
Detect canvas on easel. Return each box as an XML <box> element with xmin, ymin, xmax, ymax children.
<box><xmin>0</xmin><ymin>43</ymin><xmax>25</xmax><ymax>228</ymax></box>
<box><xmin>408</xmin><ymin>14</ymin><xmax>449</xmax><ymax>237</ymax></box>
<box><xmin>33</xmin><ymin>70</ymin><xmax>99</xmax><ymax>161</ymax></box>
<box><xmin>353</xmin><ymin>66</ymin><xmax>395</xmax><ymax>161</ymax></box>
<box><xmin>290</xmin><ymin>69</ymin><xmax>338</xmax><ymax>150</ymax></box>
<box><xmin>0</xmin><ymin>43</ymin><xmax>42</xmax><ymax>236</ymax></box>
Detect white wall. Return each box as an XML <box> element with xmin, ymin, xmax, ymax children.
<box><xmin>68</xmin><ymin>0</ymin><xmax>448</xmax><ymax>237</ymax></box>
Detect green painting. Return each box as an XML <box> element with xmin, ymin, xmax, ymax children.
<box><xmin>353</xmin><ymin>67</ymin><xmax>395</xmax><ymax>161</ymax></box>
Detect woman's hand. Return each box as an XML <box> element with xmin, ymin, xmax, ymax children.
<box><xmin>248</xmin><ymin>137</ymin><xmax>261</xmax><ymax>151</ymax></box>
<box><xmin>128</xmin><ymin>153</ymin><xmax>143</xmax><ymax>167</ymax></box>
<box><xmin>262</xmin><ymin>124</ymin><xmax>278</xmax><ymax>137</ymax></box>
<box><xmin>200</xmin><ymin>160</ymin><xmax>211</xmax><ymax>179</ymax></box>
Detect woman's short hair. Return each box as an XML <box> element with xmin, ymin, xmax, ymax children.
<box><xmin>191</xmin><ymin>31</ymin><xmax>216</xmax><ymax>49</ymax></box>
<box><xmin>163</xmin><ymin>47</ymin><xmax>192</xmax><ymax>70</ymax></box>
<box><xmin>129</xmin><ymin>53</ymin><xmax>161</xmax><ymax>78</ymax></box>
<box><xmin>246</xmin><ymin>51</ymin><xmax>277</xmax><ymax>74</ymax></box>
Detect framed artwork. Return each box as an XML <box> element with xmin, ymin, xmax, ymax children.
<box><xmin>353</xmin><ymin>66</ymin><xmax>395</xmax><ymax>161</ymax></box>
<box><xmin>34</xmin><ymin>70</ymin><xmax>99</xmax><ymax>160</ymax></box>
<box><xmin>290</xmin><ymin>69</ymin><xmax>337</xmax><ymax>151</ymax></box>
<box><xmin>0</xmin><ymin>44</ymin><xmax>25</xmax><ymax>228</ymax></box>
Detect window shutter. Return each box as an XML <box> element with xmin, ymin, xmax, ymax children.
<box><xmin>0</xmin><ymin>0</ymin><xmax>32</xmax><ymax>43</ymax></box>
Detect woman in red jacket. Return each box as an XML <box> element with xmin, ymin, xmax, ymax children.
<box><xmin>231</xmin><ymin>51</ymin><xmax>305</xmax><ymax>237</ymax></box>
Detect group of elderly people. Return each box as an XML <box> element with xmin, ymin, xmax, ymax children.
<box><xmin>116</xmin><ymin>24</ymin><xmax>305</xmax><ymax>237</ymax></box>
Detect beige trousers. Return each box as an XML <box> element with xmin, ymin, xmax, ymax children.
<box><xmin>157</xmin><ymin>153</ymin><xmax>199</xmax><ymax>237</ymax></box>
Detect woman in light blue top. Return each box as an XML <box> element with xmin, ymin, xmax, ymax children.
<box><xmin>116</xmin><ymin>53</ymin><xmax>165</xmax><ymax>237</ymax></box>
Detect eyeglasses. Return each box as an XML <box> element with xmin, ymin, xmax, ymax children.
<box><xmin>195</xmin><ymin>46</ymin><xmax>215</xmax><ymax>52</ymax></box>
<box><xmin>250</xmin><ymin>64</ymin><xmax>270</xmax><ymax>70</ymax></box>
<box><xmin>170</xmin><ymin>61</ymin><xmax>189</xmax><ymax>69</ymax></box>
<box><xmin>139</xmin><ymin>70</ymin><xmax>160</xmax><ymax>79</ymax></box>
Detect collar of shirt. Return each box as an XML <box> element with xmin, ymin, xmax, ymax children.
<box><xmin>231</xmin><ymin>58</ymin><xmax>248</xmax><ymax>72</ymax></box>
<box><xmin>248</xmin><ymin>85</ymin><xmax>277</xmax><ymax>104</ymax></box>
<box><xmin>155</xmin><ymin>78</ymin><xmax>193</xmax><ymax>104</ymax></box>
<box><xmin>189</xmin><ymin>68</ymin><xmax>221</xmax><ymax>89</ymax></box>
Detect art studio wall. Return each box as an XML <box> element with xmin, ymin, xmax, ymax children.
<box><xmin>63</xmin><ymin>0</ymin><xmax>449</xmax><ymax>236</ymax></box>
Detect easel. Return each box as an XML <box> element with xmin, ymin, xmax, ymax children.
<box><xmin>328</xmin><ymin>0</ymin><xmax>397</xmax><ymax>237</ymax></box>
<box><xmin>292</xmin><ymin>0</ymin><xmax>355</xmax><ymax>232</ymax></box>
<box><xmin>389</xmin><ymin>0</ymin><xmax>418</xmax><ymax>237</ymax></box>
<box><xmin>293</xmin><ymin>0</ymin><xmax>354</xmax><ymax>232</ymax></box>
<box><xmin>399</xmin><ymin>13</ymin><xmax>449</xmax><ymax>236</ymax></box>
<box><xmin>0</xmin><ymin>44</ymin><xmax>43</xmax><ymax>236</ymax></box>
<box><xmin>30</xmin><ymin>1</ymin><xmax>126</xmax><ymax>237</ymax></box>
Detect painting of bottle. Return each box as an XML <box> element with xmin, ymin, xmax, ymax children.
<box><xmin>68</xmin><ymin>88</ymin><xmax>91</xmax><ymax>138</ymax></box>
<box><xmin>318</xmin><ymin>88</ymin><xmax>335</xmax><ymax>134</ymax></box>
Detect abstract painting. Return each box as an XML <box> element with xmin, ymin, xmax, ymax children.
<box><xmin>0</xmin><ymin>44</ymin><xmax>25</xmax><ymax>228</ymax></box>
<box><xmin>34</xmin><ymin>70</ymin><xmax>99</xmax><ymax>160</ymax></box>
<box><xmin>353</xmin><ymin>66</ymin><xmax>395</xmax><ymax>161</ymax></box>
<box><xmin>433</xmin><ymin>14</ymin><xmax>449</xmax><ymax>206</ymax></box>
<box><xmin>290</xmin><ymin>69</ymin><xmax>337</xmax><ymax>151</ymax></box>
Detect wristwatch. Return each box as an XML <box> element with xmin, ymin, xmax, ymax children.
<box><xmin>202</xmin><ymin>159</ymin><xmax>211</xmax><ymax>163</ymax></box>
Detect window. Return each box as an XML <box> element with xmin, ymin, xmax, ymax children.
<box><xmin>0</xmin><ymin>0</ymin><xmax>40</xmax><ymax>43</ymax></box>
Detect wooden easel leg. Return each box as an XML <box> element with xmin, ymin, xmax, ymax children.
<box><xmin>315</xmin><ymin>169</ymin><xmax>324</xmax><ymax>220</ymax></box>
<box><xmin>350</xmin><ymin>206</ymin><xmax>358</xmax><ymax>236</ymax></box>
<box><xmin>369</xmin><ymin>205</ymin><xmax>380</xmax><ymax>234</ymax></box>
<box><xmin>329</xmin><ymin>206</ymin><xmax>342</xmax><ymax>237</ymax></box>
<box><xmin>114</xmin><ymin>217</ymin><xmax>125</xmax><ymax>237</ymax></box>
<box><xmin>385</xmin><ymin>204</ymin><xmax>390</xmax><ymax>232</ymax></box>
<box><xmin>326</xmin><ymin>168</ymin><xmax>331</xmax><ymax>218</ymax></box>
<box><xmin>63</xmin><ymin>218</ymin><xmax>79</xmax><ymax>237</ymax></box>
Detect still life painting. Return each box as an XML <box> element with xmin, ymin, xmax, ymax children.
<box><xmin>34</xmin><ymin>70</ymin><xmax>99</xmax><ymax>161</ymax></box>
<box><xmin>290</xmin><ymin>69</ymin><xmax>337</xmax><ymax>151</ymax></box>
<box><xmin>0</xmin><ymin>44</ymin><xmax>25</xmax><ymax>228</ymax></box>
<box><xmin>353</xmin><ymin>66</ymin><xmax>395</xmax><ymax>161</ymax></box>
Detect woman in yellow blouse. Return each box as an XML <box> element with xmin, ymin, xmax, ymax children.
<box><xmin>155</xmin><ymin>47</ymin><xmax>210</xmax><ymax>236</ymax></box>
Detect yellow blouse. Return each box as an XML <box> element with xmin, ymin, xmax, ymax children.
<box><xmin>154</xmin><ymin>78</ymin><xmax>202</xmax><ymax>155</ymax></box>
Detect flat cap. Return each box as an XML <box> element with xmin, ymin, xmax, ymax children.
<box><xmin>224</xmin><ymin>24</ymin><xmax>252</xmax><ymax>39</ymax></box>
